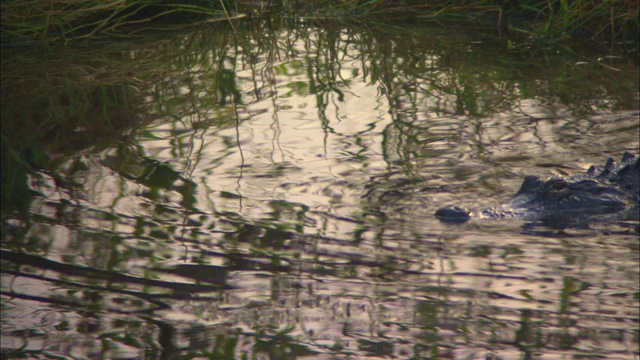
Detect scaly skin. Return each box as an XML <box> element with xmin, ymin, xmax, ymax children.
<box><xmin>435</xmin><ymin>153</ymin><xmax>639</xmax><ymax>224</ymax></box>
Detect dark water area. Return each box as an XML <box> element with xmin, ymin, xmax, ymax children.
<box><xmin>2</xmin><ymin>18</ymin><xmax>639</xmax><ymax>359</ymax></box>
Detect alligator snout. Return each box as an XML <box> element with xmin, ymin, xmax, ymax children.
<box><xmin>434</xmin><ymin>206</ymin><xmax>471</xmax><ymax>223</ymax></box>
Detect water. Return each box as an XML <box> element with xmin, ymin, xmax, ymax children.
<box><xmin>2</xmin><ymin>18</ymin><xmax>639</xmax><ymax>359</ymax></box>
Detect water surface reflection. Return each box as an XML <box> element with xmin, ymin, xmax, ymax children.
<box><xmin>2</xmin><ymin>18</ymin><xmax>638</xmax><ymax>359</ymax></box>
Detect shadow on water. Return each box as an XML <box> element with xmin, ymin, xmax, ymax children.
<box><xmin>1</xmin><ymin>16</ymin><xmax>639</xmax><ymax>359</ymax></box>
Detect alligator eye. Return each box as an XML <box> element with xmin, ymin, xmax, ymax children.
<box><xmin>548</xmin><ymin>180</ymin><xmax>568</xmax><ymax>192</ymax></box>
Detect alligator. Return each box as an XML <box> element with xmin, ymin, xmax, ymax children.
<box><xmin>435</xmin><ymin>153</ymin><xmax>639</xmax><ymax>225</ymax></box>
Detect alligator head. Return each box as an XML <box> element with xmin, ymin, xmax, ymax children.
<box><xmin>435</xmin><ymin>153</ymin><xmax>639</xmax><ymax>224</ymax></box>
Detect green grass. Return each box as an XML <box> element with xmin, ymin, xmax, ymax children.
<box><xmin>1</xmin><ymin>0</ymin><xmax>637</xmax><ymax>46</ymax></box>
<box><xmin>0</xmin><ymin>0</ymin><xmax>226</xmax><ymax>43</ymax></box>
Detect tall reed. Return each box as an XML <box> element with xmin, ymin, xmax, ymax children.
<box><xmin>1</xmin><ymin>0</ymin><xmax>637</xmax><ymax>45</ymax></box>
<box><xmin>1</xmin><ymin>0</ymin><xmax>223</xmax><ymax>43</ymax></box>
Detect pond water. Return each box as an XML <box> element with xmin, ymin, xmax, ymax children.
<box><xmin>2</xmin><ymin>18</ymin><xmax>639</xmax><ymax>359</ymax></box>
